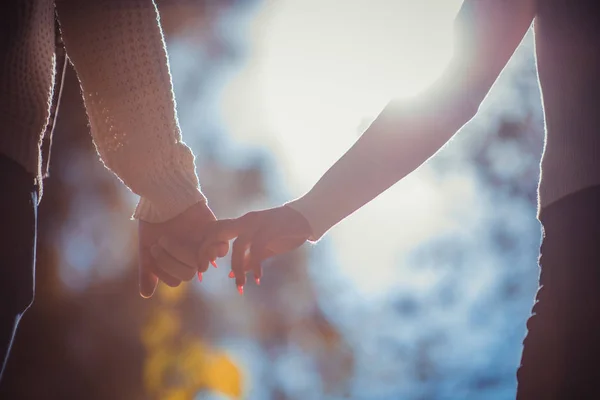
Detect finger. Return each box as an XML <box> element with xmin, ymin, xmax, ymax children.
<box><xmin>253</xmin><ymin>265</ymin><xmax>263</xmax><ymax>286</ymax></box>
<box><xmin>139</xmin><ymin>250</ymin><xmax>159</xmax><ymax>298</ymax></box>
<box><xmin>243</xmin><ymin>251</ymin><xmax>254</xmax><ymax>273</ymax></box>
<box><xmin>246</xmin><ymin>255</ymin><xmax>264</xmax><ymax>286</ymax></box>
<box><xmin>196</xmin><ymin>246</ymin><xmax>219</xmax><ymax>274</ymax></box>
<box><xmin>142</xmin><ymin>249</ymin><xmax>181</xmax><ymax>288</ymax></box>
<box><xmin>157</xmin><ymin>236</ymin><xmax>197</xmax><ymax>268</ymax></box>
<box><xmin>248</xmin><ymin>226</ymin><xmax>279</xmax><ymax>263</ymax></box>
<box><xmin>150</xmin><ymin>245</ymin><xmax>196</xmax><ymax>282</ymax></box>
<box><xmin>197</xmin><ymin>214</ymin><xmax>258</xmax><ymax>256</ymax></box>
<box><xmin>216</xmin><ymin>242</ymin><xmax>229</xmax><ymax>258</ymax></box>
<box><xmin>196</xmin><ymin>229</ymin><xmax>233</xmax><ymax>272</ymax></box>
<box><xmin>249</xmin><ymin>245</ymin><xmax>276</xmax><ymax>286</ymax></box>
<box><xmin>207</xmin><ymin>245</ymin><xmax>222</xmax><ymax>264</ymax></box>
<box><xmin>204</xmin><ymin>242</ymin><xmax>230</xmax><ymax>270</ymax></box>
<box><xmin>197</xmin><ymin>258</ymin><xmax>210</xmax><ymax>274</ymax></box>
<box><xmin>195</xmin><ymin>244</ymin><xmax>220</xmax><ymax>274</ymax></box>
<box><xmin>197</xmin><ymin>219</ymin><xmax>243</xmax><ymax>251</ymax></box>
<box><xmin>232</xmin><ymin>235</ymin><xmax>252</xmax><ymax>288</ymax></box>
<box><xmin>149</xmin><ymin>265</ymin><xmax>182</xmax><ymax>288</ymax></box>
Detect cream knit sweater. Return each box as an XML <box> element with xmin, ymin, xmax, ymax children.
<box><xmin>0</xmin><ymin>0</ymin><xmax>205</xmax><ymax>223</ymax></box>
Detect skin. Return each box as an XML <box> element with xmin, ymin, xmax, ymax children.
<box><xmin>196</xmin><ymin>206</ymin><xmax>313</xmax><ymax>291</ymax></box>
<box><xmin>193</xmin><ymin>0</ymin><xmax>536</xmax><ymax>292</ymax></box>
<box><xmin>155</xmin><ymin>0</ymin><xmax>536</xmax><ymax>293</ymax></box>
<box><xmin>138</xmin><ymin>202</ymin><xmax>228</xmax><ymax>297</ymax></box>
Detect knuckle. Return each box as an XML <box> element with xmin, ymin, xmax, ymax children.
<box><xmin>242</xmin><ymin>211</ymin><xmax>261</xmax><ymax>224</ymax></box>
<box><xmin>249</xmin><ymin>241</ymin><xmax>265</xmax><ymax>253</ymax></box>
<box><xmin>233</xmin><ymin>235</ymin><xmax>251</xmax><ymax>249</ymax></box>
<box><xmin>182</xmin><ymin>269</ymin><xmax>196</xmax><ymax>282</ymax></box>
<box><xmin>198</xmin><ymin>261</ymin><xmax>210</xmax><ymax>273</ymax></box>
<box><xmin>164</xmin><ymin>279</ymin><xmax>181</xmax><ymax>288</ymax></box>
<box><xmin>243</xmin><ymin>211</ymin><xmax>256</xmax><ymax>220</ymax></box>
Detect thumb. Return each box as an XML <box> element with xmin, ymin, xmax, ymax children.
<box><xmin>139</xmin><ymin>250</ymin><xmax>159</xmax><ymax>298</ymax></box>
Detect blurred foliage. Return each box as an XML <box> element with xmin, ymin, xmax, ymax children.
<box><xmin>142</xmin><ymin>285</ymin><xmax>242</xmax><ymax>399</ymax></box>
<box><xmin>0</xmin><ymin>2</ymin><xmax>546</xmax><ymax>399</ymax></box>
<box><xmin>0</xmin><ymin>1</ymin><xmax>351</xmax><ymax>399</ymax></box>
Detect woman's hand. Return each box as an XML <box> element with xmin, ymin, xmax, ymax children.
<box><xmin>198</xmin><ymin>205</ymin><xmax>313</xmax><ymax>294</ymax></box>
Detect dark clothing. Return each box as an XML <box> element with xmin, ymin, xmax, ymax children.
<box><xmin>517</xmin><ymin>185</ymin><xmax>600</xmax><ymax>399</ymax></box>
<box><xmin>0</xmin><ymin>155</ymin><xmax>37</xmax><ymax>380</ymax></box>
<box><xmin>535</xmin><ymin>0</ymin><xmax>600</xmax><ymax>207</ymax></box>
<box><xmin>0</xmin><ymin>2</ymin><xmax>61</xmax><ymax>380</ymax></box>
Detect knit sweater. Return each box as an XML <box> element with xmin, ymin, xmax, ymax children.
<box><xmin>0</xmin><ymin>0</ymin><xmax>205</xmax><ymax>223</ymax></box>
<box><xmin>288</xmin><ymin>0</ymin><xmax>600</xmax><ymax>241</ymax></box>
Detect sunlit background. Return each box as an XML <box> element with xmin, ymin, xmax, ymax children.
<box><xmin>1</xmin><ymin>1</ymin><xmax>544</xmax><ymax>399</ymax></box>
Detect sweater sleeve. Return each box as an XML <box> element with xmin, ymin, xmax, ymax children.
<box><xmin>287</xmin><ymin>0</ymin><xmax>536</xmax><ymax>241</ymax></box>
<box><xmin>55</xmin><ymin>0</ymin><xmax>205</xmax><ymax>223</ymax></box>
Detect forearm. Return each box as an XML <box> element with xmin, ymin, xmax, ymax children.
<box><xmin>56</xmin><ymin>0</ymin><xmax>205</xmax><ymax>222</ymax></box>
<box><xmin>287</xmin><ymin>70</ymin><xmax>479</xmax><ymax>241</ymax></box>
<box><xmin>288</xmin><ymin>0</ymin><xmax>536</xmax><ymax>240</ymax></box>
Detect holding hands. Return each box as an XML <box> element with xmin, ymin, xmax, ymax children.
<box><xmin>149</xmin><ymin>204</ymin><xmax>313</xmax><ymax>296</ymax></box>
<box><xmin>138</xmin><ymin>202</ymin><xmax>229</xmax><ymax>298</ymax></box>
<box><xmin>199</xmin><ymin>205</ymin><xmax>313</xmax><ymax>293</ymax></box>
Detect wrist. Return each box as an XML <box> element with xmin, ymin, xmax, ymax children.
<box><xmin>133</xmin><ymin>167</ymin><xmax>207</xmax><ymax>223</ymax></box>
<box><xmin>285</xmin><ymin>191</ymin><xmax>330</xmax><ymax>242</ymax></box>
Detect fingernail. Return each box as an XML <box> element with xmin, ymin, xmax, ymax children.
<box><xmin>237</xmin><ymin>285</ymin><xmax>244</xmax><ymax>295</ymax></box>
<box><xmin>211</xmin><ymin>260</ymin><xmax>218</xmax><ymax>269</ymax></box>
<box><xmin>228</xmin><ymin>271</ymin><xmax>235</xmax><ymax>278</ymax></box>
<box><xmin>197</xmin><ymin>272</ymin><xmax>203</xmax><ymax>282</ymax></box>
<box><xmin>254</xmin><ymin>277</ymin><xmax>260</xmax><ymax>286</ymax></box>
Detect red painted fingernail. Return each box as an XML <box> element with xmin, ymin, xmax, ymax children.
<box><xmin>211</xmin><ymin>260</ymin><xmax>218</xmax><ymax>269</ymax></box>
<box><xmin>228</xmin><ymin>271</ymin><xmax>235</xmax><ymax>278</ymax></box>
<box><xmin>197</xmin><ymin>272</ymin><xmax>203</xmax><ymax>282</ymax></box>
<box><xmin>254</xmin><ymin>277</ymin><xmax>260</xmax><ymax>286</ymax></box>
<box><xmin>237</xmin><ymin>285</ymin><xmax>244</xmax><ymax>295</ymax></box>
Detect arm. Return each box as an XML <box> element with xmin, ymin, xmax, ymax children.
<box><xmin>55</xmin><ymin>0</ymin><xmax>204</xmax><ymax>223</ymax></box>
<box><xmin>287</xmin><ymin>0</ymin><xmax>536</xmax><ymax>240</ymax></box>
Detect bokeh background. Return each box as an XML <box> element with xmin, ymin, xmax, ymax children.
<box><xmin>0</xmin><ymin>0</ymin><xmax>545</xmax><ymax>399</ymax></box>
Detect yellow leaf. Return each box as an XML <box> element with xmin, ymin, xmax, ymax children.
<box><xmin>158</xmin><ymin>284</ymin><xmax>187</xmax><ymax>303</ymax></box>
<box><xmin>161</xmin><ymin>388</ymin><xmax>193</xmax><ymax>400</ymax></box>
<box><xmin>144</xmin><ymin>348</ymin><xmax>175</xmax><ymax>394</ymax></box>
<box><xmin>179</xmin><ymin>340</ymin><xmax>208</xmax><ymax>386</ymax></box>
<box><xmin>142</xmin><ymin>309</ymin><xmax>181</xmax><ymax>347</ymax></box>
<box><xmin>176</xmin><ymin>339</ymin><xmax>243</xmax><ymax>398</ymax></box>
<box><xmin>201</xmin><ymin>351</ymin><xmax>243</xmax><ymax>399</ymax></box>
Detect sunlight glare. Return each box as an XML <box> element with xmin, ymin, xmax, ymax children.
<box><xmin>259</xmin><ymin>0</ymin><xmax>464</xmax><ymax>193</ymax></box>
<box><xmin>220</xmin><ymin>0</ymin><xmax>467</xmax><ymax>299</ymax></box>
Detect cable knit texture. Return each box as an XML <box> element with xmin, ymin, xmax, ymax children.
<box><xmin>0</xmin><ymin>0</ymin><xmax>55</xmax><ymax>183</ymax></box>
<box><xmin>1</xmin><ymin>0</ymin><xmax>205</xmax><ymax>222</ymax></box>
<box><xmin>56</xmin><ymin>0</ymin><xmax>205</xmax><ymax>222</ymax></box>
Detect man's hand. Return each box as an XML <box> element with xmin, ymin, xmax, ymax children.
<box><xmin>138</xmin><ymin>202</ymin><xmax>228</xmax><ymax>298</ymax></box>
<box><xmin>197</xmin><ymin>205</ymin><xmax>313</xmax><ymax>294</ymax></box>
